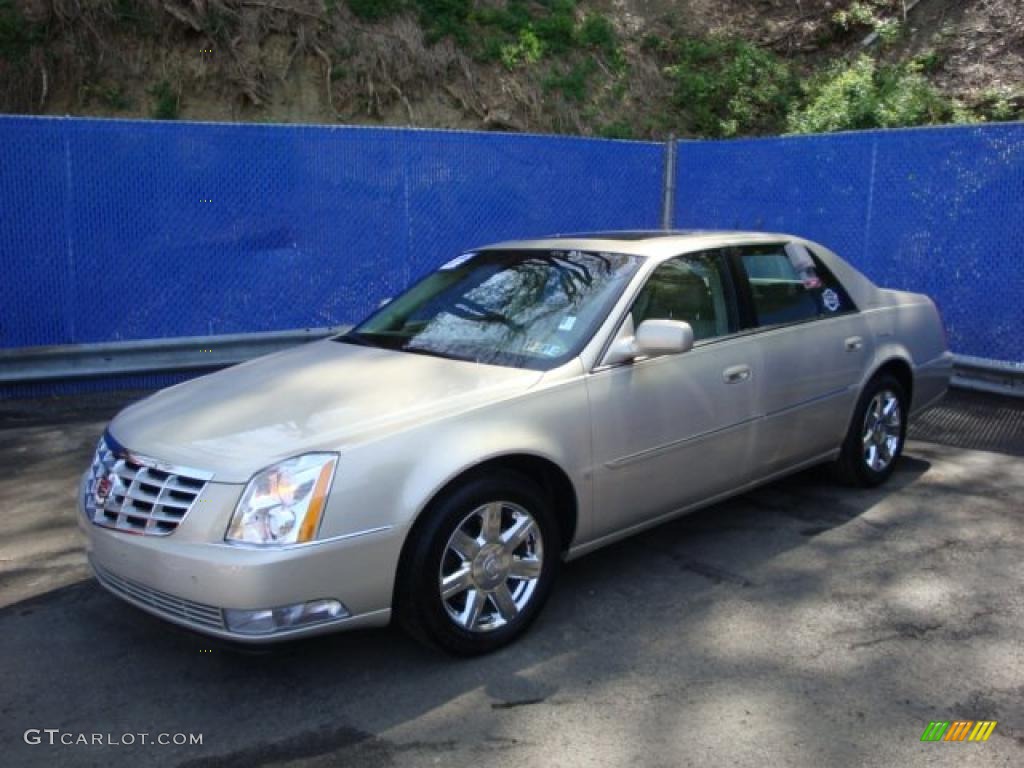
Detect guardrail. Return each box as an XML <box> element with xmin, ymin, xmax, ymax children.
<box><xmin>1</xmin><ymin>328</ymin><xmax>1020</xmax><ymax>398</ymax></box>
<box><xmin>0</xmin><ymin>327</ymin><xmax>348</xmax><ymax>384</ymax></box>
<box><xmin>950</xmin><ymin>355</ymin><xmax>1024</xmax><ymax>398</ymax></box>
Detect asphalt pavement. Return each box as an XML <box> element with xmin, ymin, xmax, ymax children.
<box><xmin>0</xmin><ymin>389</ymin><xmax>1021</xmax><ymax>767</ymax></box>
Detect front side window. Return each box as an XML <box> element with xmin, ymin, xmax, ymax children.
<box><xmin>630</xmin><ymin>250</ymin><xmax>738</xmax><ymax>342</ymax></box>
<box><xmin>339</xmin><ymin>249</ymin><xmax>644</xmax><ymax>370</ymax></box>
<box><xmin>738</xmin><ymin>243</ymin><xmax>854</xmax><ymax>327</ymax></box>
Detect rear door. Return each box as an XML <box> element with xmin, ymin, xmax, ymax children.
<box><xmin>731</xmin><ymin>242</ymin><xmax>873</xmax><ymax>473</ymax></box>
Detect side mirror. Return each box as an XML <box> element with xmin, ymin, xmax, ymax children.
<box><xmin>635</xmin><ymin>319</ymin><xmax>694</xmax><ymax>357</ymax></box>
<box><xmin>604</xmin><ymin>319</ymin><xmax>694</xmax><ymax>365</ymax></box>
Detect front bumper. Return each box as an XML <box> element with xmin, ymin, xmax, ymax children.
<box><xmin>79</xmin><ymin>479</ymin><xmax>404</xmax><ymax>644</ymax></box>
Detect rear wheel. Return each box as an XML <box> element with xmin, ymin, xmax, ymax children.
<box><xmin>834</xmin><ymin>374</ymin><xmax>908</xmax><ymax>487</ymax></box>
<box><xmin>395</xmin><ymin>471</ymin><xmax>560</xmax><ymax>656</ymax></box>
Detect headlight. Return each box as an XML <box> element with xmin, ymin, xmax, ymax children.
<box><xmin>225</xmin><ymin>454</ymin><xmax>338</xmax><ymax>546</ymax></box>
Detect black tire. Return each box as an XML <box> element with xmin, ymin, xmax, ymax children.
<box><xmin>394</xmin><ymin>470</ymin><xmax>561</xmax><ymax>656</ymax></box>
<box><xmin>833</xmin><ymin>373</ymin><xmax>908</xmax><ymax>487</ymax></box>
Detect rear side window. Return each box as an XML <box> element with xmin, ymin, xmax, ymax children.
<box><xmin>738</xmin><ymin>243</ymin><xmax>854</xmax><ymax>327</ymax></box>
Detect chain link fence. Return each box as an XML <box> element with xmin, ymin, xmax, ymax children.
<box><xmin>0</xmin><ymin>116</ymin><xmax>663</xmax><ymax>349</ymax></box>
<box><xmin>675</xmin><ymin>124</ymin><xmax>1024</xmax><ymax>364</ymax></box>
<box><xmin>1</xmin><ymin>117</ymin><xmax>1022</xmax><ymax>397</ymax></box>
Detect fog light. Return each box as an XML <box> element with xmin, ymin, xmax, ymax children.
<box><xmin>223</xmin><ymin>599</ymin><xmax>348</xmax><ymax>635</ymax></box>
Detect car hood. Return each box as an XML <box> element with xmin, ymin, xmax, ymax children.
<box><xmin>108</xmin><ymin>339</ymin><xmax>543</xmax><ymax>483</ymax></box>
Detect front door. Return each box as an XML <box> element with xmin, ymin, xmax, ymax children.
<box><xmin>585</xmin><ymin>249</ymin><xmax>762</xmax><ymax>541</ymax></box>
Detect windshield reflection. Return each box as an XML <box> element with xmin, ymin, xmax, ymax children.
<box><xmin>338</xmin><ymin>249</ymin><xmax>643</xmax><ymax>370</ymax></box>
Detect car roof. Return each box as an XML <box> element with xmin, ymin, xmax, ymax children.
<box><xmin>476</xmin><ymin>230</ymin><xmax>802</xmax><ymax>258</ymax></box>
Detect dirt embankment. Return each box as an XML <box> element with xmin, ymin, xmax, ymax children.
<box><xmin>1</xmin><ymin>0</ymin><xmax>1021</xmax><ymax>135</ymax></box>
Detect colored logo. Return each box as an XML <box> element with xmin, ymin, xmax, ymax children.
<box><xmin>920</xmin><ymin>721</ymin><xmax>997</xmax><ymax>742</ymax></box>
<box><xmin>94</xmin><ymin>475</ymin><xmax>112</xmax><ymax>505</ymax></box>
<box><xmin>822</xmin><ymin>288</ymin><xmax>841</xmax><ymax>312</ymax></box>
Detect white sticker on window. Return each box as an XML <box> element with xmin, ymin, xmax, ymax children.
<box><xmin>558</xmin><ymin>316</ymin><xmax>577</xmax><ymax>332</ymax></box>
<box><xmin>440</xmin><ymin>252</ymin><xmax>475</xmax><ymax>270</ymax></box>
<box><xmin>822</xmin><ymin>288</ymin><xmax>841</xmax><ymax>312</ymax></box>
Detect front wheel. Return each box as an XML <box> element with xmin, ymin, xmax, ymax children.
<box><xmin>395</xmin><ymin>471</ymin><xmax>560</xmax><ymax>656</ymax></box>
<box><xmin>834</xmin><ymin>374</ymin><xmax>908</xmax><ymax>487</ymax></box>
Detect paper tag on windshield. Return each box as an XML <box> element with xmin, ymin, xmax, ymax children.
<box><xmin>440</xmin><ymin>252</ymin><xmax>475</xmax><ymax>270</ymax></box>
<box><xmin>558</xmin><ymin>316</ymin><xmax>577</xmax><ymax>332</ymax></box>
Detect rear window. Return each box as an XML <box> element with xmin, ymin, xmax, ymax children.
<box><xmin>739</xmin><ymin>243</ymin><xmax>855</xmax><ymax>327</ymax></box>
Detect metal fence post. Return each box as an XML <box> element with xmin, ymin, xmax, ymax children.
<box><xmin>661</xmin><ymin>135</ymin><xmax>677</xmax><ymax>230</ymax></box>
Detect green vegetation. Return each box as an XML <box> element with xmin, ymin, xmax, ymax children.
<box><xmin>83</xmin><ymin>83</ymin><xmax>133</xmax><ymax>111</ymax></box>
<box><xmin>342</xmin><ymin>0</ymin><xmax>619</xmax><ymax>72</ymax></box>
<box><xmin>832</xmin><ymin>1</ymin><xmax>877</xmax><ymax>31</ymax></box>
<box><xmin>500</xmin><ymin>28</ymin><xmax>543</xmax><ymax>70</ymax></box>
<box><xmin>415</xmin><ymin>0</ymin><xmax>473</xmax><ymax>44</ymax></box>
<box><xmin>543</xmin><ymin>61</ymin><xmax>596</xmax><ymax>104</ymax></box>
<box><xmin>596</xmin><ymin>120</ymin><xmax>634</xmax><ymax>140</ymax></box>
<box><xmin>148</xmin><ymin>81</ymin><xmax>179</xmax><ymax>120</ymax></box>
<box><xmin>4</xmin><ymin>0</ymin><xmax>1017</xmax><ymax>138</ymax></box>
<box><xmin>345</xmin><ymin>0</ymin><xmax>402</xmax><ymax>20</ymax></box>
<box><xmin>665</xmin><ymin>37</ymin><xmax>798</xmax><ymax>137</ymax></box>
<box><xmin>578</xmin><ymin>15</ymin><xmax>616</xmax><ymax>54</ymax></box>
<box><xmin>787</xmin><ymin>55</ymin><xmax>971</xmax><ymax>134</ymax></box>
<box><xmin>0</xmin><ymin>0</ymin><xmax>39</xmax><ymax>63</ymax></box>
<box><xmin>829</xmin><ymin>1</ymin><xmax>905</xmax><ymax>47</ymax></box>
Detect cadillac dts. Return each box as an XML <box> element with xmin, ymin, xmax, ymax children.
<box><xmin>80</xmin><ymin>231</ymin><xmax>952</xmax><ymax>654</ymax></box>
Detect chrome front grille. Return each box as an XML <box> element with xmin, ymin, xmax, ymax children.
<box><xmin>84</xmin><ymin>433</ymin><xmax>213</xmax><ymax>536</ymax></box>
<box><xmin>92</xmin><ymin>560</ymin><xmax>226</xmax><ymax>630</ymax></box>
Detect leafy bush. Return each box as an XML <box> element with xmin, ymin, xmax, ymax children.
<box><xmin>665</xmin><ymin>37</ymin><xmax>797</xmax><ymax>137</ymax></box>
<box><xmin>500</xmin><ymin>27</ymin><xmax>543</xmax><ymax>70</ymax></box>
<box><xmin>911</xmin><ymin>48</ymin><xmax>944</xmax><ymax>74</ymax></box>
<box><xmin>544</xmin><ymin>61</ymin><xmax>596</xmax><ymax>104</ymax></box>
<box><xmin>533</xmin><ymin>7</ymin><xmax>575</xmax><ymax>55</ymax></box>
<box><xmin>84</xmin><ymin>83</ymin><xmax>132</xmax><ymax>111</ymax></box>
<box><xmin>148</xmin><ymin>80</ymin><xmax>179</xmax><ymax>120</ymax></box>
<box><xmin>974</xmin><ymin>89</ymin><xmax>1022</xmax><ymax>123</ymax></box>
<box><xmin>473</xmin><ymin>2</ymin><xmax>532</xmax><ymax>34</ymax></box>
<box><xmin>346</xmin><ymin>0</ymin><xmax>403</xmax><ymax>20</ymax></box>
<box><xmin>578</xmin><ymin>14</ymin><xmax>616</xmax><ymax>56</ymax></box>
<box><xmin>596</xmin><ymin>121</ymin><xmax>634</xmax><ymax>139</ymax></box>
<box><xmin>0</xmin><ymin>0</ymin><xmax>39</xmax><ymax>63</ymax></box>
<box><xmin>416</xmin><ymin>0</ymin><xmax>473</xmax><ymax>43</ymax></box>
<box><xmin>832</xmin><ymin>1</ymin><xmax>876</xmax><ymax>30</ymax></box>
<box><xmin>786</xmin><ymin>55</ymin><xmax>961</xmax><ymax>134</ymax></box>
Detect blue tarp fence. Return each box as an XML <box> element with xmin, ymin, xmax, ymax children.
<box><xmin>674</xmin><ymin>124</ymin><xmax>1024</xmax><ymax>366</ymax></box>
<box><xmin>1</xmin><ymin>116</ymin><xmax>1021</xmax><ymax>377</ymax></box>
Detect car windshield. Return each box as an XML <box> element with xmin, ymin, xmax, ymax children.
<box><xmin>337</xmin><ymin>249</ymin><xmax>643</xmax><ymax>370</ymax></box>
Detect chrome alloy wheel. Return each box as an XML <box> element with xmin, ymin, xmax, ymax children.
<box><xmin>862</xmin><ymin>389</ymin><xmax>902</xmax><ymax>472</ymax></box>
<box><xmin>439</xmin><ymin>501</ymin><xmax>544</xmax><ymax>633</ymax></box>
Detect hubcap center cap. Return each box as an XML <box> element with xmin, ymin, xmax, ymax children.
<box><xmin>472</xmin><ymin>544</ymin><xmax>511</xmax><ymax>590</ymax></box>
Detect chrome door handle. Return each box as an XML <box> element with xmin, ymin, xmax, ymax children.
<box><xmin>723</xmin><ymin>364</ymin><xmax>751</xmax><ymax>383</ymax></box>
<box><xmin>845</xmin><ymin>336</ymin><xmax>864</xmax><ymax>351</ymax></box>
